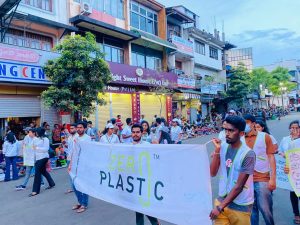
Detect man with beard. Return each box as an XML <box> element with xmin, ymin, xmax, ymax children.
<box><xmin>130</xmin><ymin>124</ymin><xmax>160</xmax><ymax>225</ymax></box>
<box><xmin>209</xmin><ymin>116</ymin><xmax>256</xmax><ymax>225</ymax></box>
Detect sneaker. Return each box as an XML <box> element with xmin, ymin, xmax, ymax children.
<box><xmin>15</xmin><ymin>185</ymin><xmax>26</xmax><ymax>190</ymax></box>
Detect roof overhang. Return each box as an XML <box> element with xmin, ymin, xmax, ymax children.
<box><xmin>14</xmin><ymin>12</ymin><xmax>78</xmax><ymax>32</ymax></box>
<box><xmin>70</xmin><ymin>15</ymin><xmax>140</xmax><ymax>41</ymax></box>
<box><xmin>166</xmin><ymin>7</ymin><xmax>195</xmax><ymax>23</ymax></box>
<box><xmin>131</xmin><ymin>28</ymin><xmax>177</xmax><ymax>52</ymax></box>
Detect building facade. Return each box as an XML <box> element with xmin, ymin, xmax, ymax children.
<box><xmin>0</xmin><ymin>0</ymin><xmax>76</xmax><ymax>138</ymax></box>
<box><xmin>69</xmin><ymin>0</ymin><xmax>177</xmax><ymax>128</ymax></box>
<box><xmin>226</xmin><ymin>47</ymin><xmax>253</xmax><ymax>71</ymax></box>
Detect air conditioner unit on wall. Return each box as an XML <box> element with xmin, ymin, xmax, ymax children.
<box><xmin>81</xmin><ymin>2</ymin><xmax>92</xmax><ymax>15</ymax></box>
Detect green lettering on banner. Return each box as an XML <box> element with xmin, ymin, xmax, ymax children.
<box><xmin>117</xmin><ymin>155</ymin><xmax>125</xmax><ymax>172</ymax></box>
<box><xmin>108</xmin><ymin>154</ymin><xmax>117</xmax><ymax>171</ymax></box>
<box><xmin>138</xmin><ymin>151</ymin><xmax>152</xmax><ymax>207</ymax></box>
<box><xmin>127</xmin><ymin>156</ymin><xmax>135</xmax><ymax>173</ymax></box>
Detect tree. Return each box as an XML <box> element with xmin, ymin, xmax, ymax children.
<box><xmin>42</xmin><ymin>32</ymin><xmax>111</xmax><ymax>120</ymax></box>
<box><xmin>250</xmin><ymin>68</ymin><xmax>272</xmax><ymax>93</ymax></box>
<box><xmin>149</xmin><ymin>86</ymin><xmax>173</xmax><ymax>117</ymax></box>
<box><xmin>268</xmin><ymin>67</ymin><xmax>296</xmax><ymax>105</ymax></box>
<box><xmin>226</xmin><ymin>63</ymin><xmax>251</xmax><ymax>107</ymax></box>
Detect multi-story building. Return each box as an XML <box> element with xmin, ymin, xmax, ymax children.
<box><xmin>69</xmin><ymin>0</ymin><xmax>178</xmax><ymax>128</ymax></box>
<box><xmin>226</xmin><ymin>47</ymin><xmax>253</xmax><ymax>71</ymax></box>
<box><xmin>166</xmin><ymin>5</ymin><xmax>227</xmax><ymax>122</ymax></box>
<box><xmin>0</xmin><ymin>0</ymin><xmax>76</xmax><ymax>138</ymax></box>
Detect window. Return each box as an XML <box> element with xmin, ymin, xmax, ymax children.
<box><xmin>91</xmin><ymin>0</ymin><xmax>124</xmax><ymax>19</ymax></box>
<box><xmin>131</xmin><ymin>52</ymin><xmax>161</xmax><ymax>71</ymax></box>
<box><xmin>102</xmin><ymin>38</ymin><xmax>124</xmax><ymax>64</ymax></box>
<box><xmin>167</xmin><ymin>24</ymin><xmax>181</xmax><ymax>39</ymax></box>
<box><xmin>209</xmin><ymin>46</ymin><xmax>218</xmax><ymax>60</ymax></box>
<box><xmin>4</xmin><ymin>29</ymin><xmax>53</xmax><ymax>51</ymax></box>
<box><xmin>22</xmin><ymin>0</ymin><xmax>52</xmax><ymax>12</ymax></box>
<box><xmin>130</xmin><ymin>1</ymin><xmax>158</xmax><ymax>35</ymax></box>
<box><xmin>195</xmin><ymin>41</ymin><xmax>205</xmax><ymax>55</ymax></box>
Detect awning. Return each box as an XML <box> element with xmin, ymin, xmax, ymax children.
<box><xmin>14</xmin><ymin>12</ymin><xmax>78</xmax><ymax>32</ymax></box>
<box><xmin>177</xmin><ymin>89</ymin><xmax>201</xmax><ymax>100</ymax></box>
<box><xmin>131</xmin><ymin>29</ymin><xmax>177</xmax><ymax>52</ymax></box>
<box><xmin>70</xmin><ymin>15</ymin><xmax>140</xmax><ymax>41</ymax></box>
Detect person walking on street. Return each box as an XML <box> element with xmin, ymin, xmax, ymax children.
<box><xmin>255</xmin><ymin>120</ymin><xmax>278</xmax><ymax>153</ymax></box>
<box><xmin>170</xmin><ymin>119</ymin><xmax>182</xmax><ymax>144</ymax></box>
<box><xmin>63</xmin><ymin>123</ymin><xmax>78</xmax><ymax>194</ymax></box>
<box><xmin>210</xmin><ymin>116</ymin><xmax>256</xmax><ymax>225</ymax></box>
<box><xmin>121</xmin><ymin>118</ymin><xmax>133</xmax><ymax>143</ymax></box>
<box><xmin>100</xmin><ymin>123</ymin><xmax>120</xmax><ymax>144</ymax></box>
<box><xmin>71</xmin><ymin>121</ymin><xmax>91</xmax><ymax>213</ymax></box>
<box><xmin>243</xmin><ymin>114</ymin><xmax>276</xmax><ymax>225</ymax></box>
<box><xmin>279</xmin><ymin>120</ymin><xmax>300</xmax><ymax>224</ymax></box>
<box><xmin>130</xmin><ymin>124</ymin><xmax>160</xmax><ymax>225</ymax></box>
<box><xmin>16</xmin><ymin>128</ymin><xmax>45</xmax><ymax>190</ymax></box>
<box><xmin>29</xmin><ymin>127</ymin><xmax>55</xmax><ymax>197</ymax></box>
<box><xmin>3</xmin><ymin>132</ymin><xmax>19</xmax><ymax>182</ymax></box>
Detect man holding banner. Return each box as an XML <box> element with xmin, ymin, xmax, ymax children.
<box><xmin>210</xmin><ymin>116</ymin><xmax>256</xmax><ymax>225</ymax></box>
<box><xmin>130</xmin><ymin>123</ymin><xmax>160</xmax><ymax>225</ymax></box>
<box><xmin>71</xmin><ymin>122</ymin><xmax>91</xmax><ymax>213</ymax></box>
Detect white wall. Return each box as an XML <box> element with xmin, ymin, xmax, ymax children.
<box><xmin>191</xmin><ymin>37</ymin><xmax>223</xmax><ymax>71</ymax></box>
<box><xmin>18</xmin><ymin>0</ymin><xmax>69</xmax><ymax>25</ymax></box>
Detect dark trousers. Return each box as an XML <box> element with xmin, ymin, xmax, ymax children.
<box><xmin>290</xmin><ymin>191</ymin><xmax>300</xmax><ymax>216</ymax></box>
<box><xmin>136</xmin><ymin>212</ymin><xmax>160</xmax><ymax>225</ymax></box>
<box><xmin>5</xmin><ymin>156</ymin><xmax>18</xmax><ymax>181</ymax></box>
<box><xmin>32</xmin><ymin>158</ymin><xmax>55</xmax><ymax>194</ymax></box>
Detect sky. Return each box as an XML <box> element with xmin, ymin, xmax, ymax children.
<box><xmin>159</xmin><ymin>0</ymin><xmax>300</xmax><ymax>67</ymax></box>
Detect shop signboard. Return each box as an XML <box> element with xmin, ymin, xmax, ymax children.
<box><xmin>0</xmin><ymin>61</ymin><xmax>51</xmax><ymax>84</ymax></box>
<box><xmin>166</xmin><ymin>96</ymin><xmax>173</xmax><ymax>123</ymax></box>
<box><xmin>131</xmin><ymin>93</ymin><xmax>141</xmax><ymax>123</ymax></box>
<box><xmin>177</xmin><ymin>77</ymin><xmax>196</xmax><ymax>89</ymax></box>
<box><xmin>105</xmin><ymin>85</ymin><xmax>136</xmax><ymax>93</ymax></box>
<box><xmin>109</xmin><ymin>62</ymin><xmax>177</xmax><ymax>88</ymax></box>
<box><xmin>0</xmin><ymin>43</ymin><xmax>59</xmax><ymax>84</ymax></box>
<box><xmin>171</xmin><ymin>35</ymin><xmax>194</xmax><ymax>56</ymax></box>
<box><xmin>201</xmin><ymin>83</ymin><xmax>225</xmax><ymax>95</ymax></box>
<box><xmin>0</xmin><ymin>43</ymin><xmax>40</xmax><ymax>63</ymax></box>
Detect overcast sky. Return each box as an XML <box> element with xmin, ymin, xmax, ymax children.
<box><xmin>159</xmin><ymin>0</ymin><xmax>300</xmax><ymax>67</ymax></box>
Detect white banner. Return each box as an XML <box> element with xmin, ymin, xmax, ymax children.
<box><xmin>69</xmin><ymin>142</ymin><xmax>212</xmax><ymax>225</ymax></box>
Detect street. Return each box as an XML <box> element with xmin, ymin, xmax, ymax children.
<box><xmin>0</xmin><ymin>113</ymin><xmax>298</xmax><ymax>225</ymax></box>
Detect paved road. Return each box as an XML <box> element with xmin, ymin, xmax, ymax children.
<box><xmin>0</xmin><ymin>113</ymin><xmax>298</xmax><ymax>225</ymax></box>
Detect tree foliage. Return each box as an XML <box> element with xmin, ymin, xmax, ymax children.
<box><xmin>226</xmin><ymin>63</ymin><xmax>251</xmax><ymax>100</ymax></box>
<box><xmin>250</xmin><ymin>66</ymin><xmax>296</xmax><ymax>97</ymax></box>
<box><xmin>42</xmin><ymin>32</ymin><xmax>111</xmax><ymax>117</ymax></box>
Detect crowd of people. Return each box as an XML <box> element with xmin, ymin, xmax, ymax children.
<box><xmin>0</xmin><ymin>108</ymin><xmax>298</xmax><ymax>225</ymax></box>
<box><xmin>210</xmin><ymin>113</ymin><xmax>299</xmax><ymax>225</ymax></box>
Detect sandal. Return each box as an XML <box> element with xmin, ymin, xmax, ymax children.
<box><xmin>76</xmin><ymin>206</ymin><xmax>87</xmax><ymax>213</ymax></box>
<box><xmin>72</xmin><ymin>204</ymin><xmax>81</xmax><ymax>210</ymax></box>
<box><xmin>294</xmin><ymin>216</ymin><xmax>300</xmax><ymax>224</ymax></box>
<box><xmin>65</xmin><ymin>189</ymin><xmax>74</xmax><ymax>194</ymax></box>
<box><xmin>29</xmin><ymin>193</ymin><xmax>38</xmax><ymax>197</ymax></box>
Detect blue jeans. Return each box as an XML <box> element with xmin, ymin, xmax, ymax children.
<box><xmin>22</xmin><ymin>166</ymin><xmax>44</xmax><ymax>187</ymax></box>
<box><xmin>251</xmin><ymin>182</ymin><xmax>274</xmax><ymax>225</ymax></box>
<box><xmin>73</xmin><ymin>182</ymin><xmax>89</xmax><ymax>207</ymax></box>
<box><xmin>5</xmin><ymin>156</ymin><xmax>18</xmax><ymax>181</ymax></box>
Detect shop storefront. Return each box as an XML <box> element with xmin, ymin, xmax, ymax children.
<box><xmin>91</xmin><ymin>62</ymin><xmax>177</xmax><ymax>129</ymax></box>
<box><xmin>172</xmin><ymin>76</ymin><xmax>201</xmax><ymax>124</ymax></box>
<box><xmin>0</xmin><ymin>43</ymin><xmax>59</xmax><ymax>139</ymax></box>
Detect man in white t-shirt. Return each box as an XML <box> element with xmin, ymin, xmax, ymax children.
<box><xmin>71</xmin><ymin>122</ymin><xmax>91</xmax><ymax>213</ymax></box>
<box><xmin>130</xmin><ymin>124</ymin><xmax>160</xmax><ymax>225</ymax></box>
<box><xmin>100</xmin><ymin>123</ymin><xmax>120</xmax><ymax>144</ymax></box>
<box><xmin>121</xmin><ymin>118</ymin><xmax>133</xmax><ymax>143</ymax></box>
